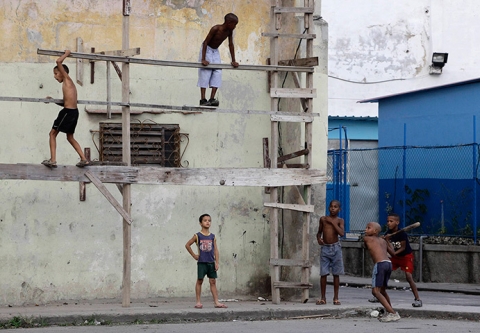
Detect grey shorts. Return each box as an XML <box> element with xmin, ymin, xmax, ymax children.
<box><xmin>320</xmin><ymin>242</ymin><xmax>345</xmax><ymax>276</ymax></box>
<box><xmin>197</xmin><ymin>44</ymin><xmax>222</xmax><ymax>88</ymax></box>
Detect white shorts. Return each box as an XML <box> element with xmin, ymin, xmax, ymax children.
<box><xmin>197</xmin><ymin>44</ymin><xmax>222</xmax><ymax>88</ymax></box>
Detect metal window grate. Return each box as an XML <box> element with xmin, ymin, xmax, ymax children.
<box><xmin>99</xmin><ymin>122</ymin><xmax>181</xmax><ymax>166</ymax></box>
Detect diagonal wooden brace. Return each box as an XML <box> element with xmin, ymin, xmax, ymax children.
<box><xmin>85</xmin><ymin>170</ymin><xmax>132</xmax><ymax>224</ymax></box>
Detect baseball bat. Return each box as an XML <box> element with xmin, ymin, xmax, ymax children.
<box><xmin>386</xmin><ymin>221</ymin><xmax>421</xmax><ymax>238</ymax></box>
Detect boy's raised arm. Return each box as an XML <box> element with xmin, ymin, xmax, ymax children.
<box><xmin>56</xmin><ymin>50</ymin><xmax>71</xmax><ymax>77</ymax></box>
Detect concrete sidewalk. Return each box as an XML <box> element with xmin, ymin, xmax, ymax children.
<box><xmin>0</xmin><ymin>276</ymin><xmax>478</xmax><ymax>327</ymax></box>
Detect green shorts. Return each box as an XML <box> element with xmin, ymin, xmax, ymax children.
<box><xmin>197</xmin><ymin>262</ymin><xmax>217</xmax><ymax>279</ymax></box>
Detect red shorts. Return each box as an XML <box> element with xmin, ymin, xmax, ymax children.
<box><xmin>391</xmin><ymin>253</ymin><xmax>414</xmax><ymax>273</ymax></box>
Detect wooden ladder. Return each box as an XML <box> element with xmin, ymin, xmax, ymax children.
<box><xmin>266</xmin><ymin>0</ymin><xmax>316</xmax><ymax>304</ymax></box>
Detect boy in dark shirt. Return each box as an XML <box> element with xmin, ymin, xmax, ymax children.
<box><xmin>185</xmin><ymin>214</ymin><xmax>227</xmax><ymax>309</ymax></box>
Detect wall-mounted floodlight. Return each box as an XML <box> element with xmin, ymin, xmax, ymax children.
<box><xmin>429</xmin><ymin>52</ymin><xmax>448</xmax><ymax>75</ymax></box>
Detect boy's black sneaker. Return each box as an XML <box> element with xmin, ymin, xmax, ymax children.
<box><xmin>199</xmin><ymin>99</ymin><xmax>208</xmax><ymax>106</ymax></box>
<box><xmin>207</xmin><ymin>98</ymin><xmax>219</xmax><ymax>107</ymax></box>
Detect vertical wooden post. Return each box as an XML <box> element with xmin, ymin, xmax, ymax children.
<box><xmin>269</xmin><ymin>0</ymin><xmax>281</xmax><ymax>305</ymax></box>
<box><xmin>79</xmin><ymin>148</ymin><xmax>91</xmax><ymax>201</ymax></box>
<box><xmin>76</xmin><ymin>37</ymin><xmax>84</xmax><ymax>86</ymax></box>
<box><xmin>301</xmin><ymin>0</ymin><xmax>315</xmax><ymax>303</ymax></box>
<box><xmin>107</xmin><ymin>61</ymin><xmax>112</xmax><ymax>119</ymax></box>
<box><xmin>90</xmin><ymin>47</ymin><xmax>95</xmax><ymax>84</ymax></box>
<box><xmin>121</xmin><ymin>0</ymin><xmax>132</xmax><ymax>308</ymax></box>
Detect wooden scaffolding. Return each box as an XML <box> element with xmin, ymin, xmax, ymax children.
<box><xmin>0</xmin><ymin>0</ymin><xmax>324</xmax><ymax>306</ymax></box>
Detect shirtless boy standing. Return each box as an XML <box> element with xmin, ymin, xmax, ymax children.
<box><xmin>43</xmin><ymin>50</ymin><xmax>88</xmax><ymax>168</ymax></box>
<box><xmin>197</xmin><ymin>13</ymin><xmax>239</xmax><ymax>107</ymax></box>
<box><xmin>364</xmin><ymin>222</ymin><xmax>400</xmax><ymax>322</ymax></box>
<box><xmin>316</xmin><ymin>200</ymin><xmax>345</xmax><ymax>305</ymax></box>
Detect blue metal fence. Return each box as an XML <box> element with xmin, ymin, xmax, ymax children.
<box><xmin>327</xmin><ymin>144</ymin><xmax>479</xmax><ymax>243</ymax></box>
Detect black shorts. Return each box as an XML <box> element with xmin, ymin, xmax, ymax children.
<box><xmin>197</xmin><ymin>262</ymin><xmax>217</xmax><ymax>279</ymax></box>
<box><xmin>53</xmin><ymin>108</ymin><xmax>79</xmax><ymax>134</ymax></box>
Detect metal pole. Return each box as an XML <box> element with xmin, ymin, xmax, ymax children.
<box><xmin>419</xmin><ymin>235</ymin><xmax>427</xmax><ymax>282</ymax></box>
<box><xmin>473</xmin><ymin>116</ymin><xmax>477</xmax><ymax>244</ymax></box>
<box><xmin>402</xmin><ymin>123</ymin><xmax>407</xmax><ymax>228</ymax></box>
<box><xmin>342</xmin><ymin>126</ymin><xmax>348</xmax><ymax>232</ymax></box>
<box><xmin>339</xmin><ymin>124</ymin><xmax>343</xmax><ymax>213</ymax></box>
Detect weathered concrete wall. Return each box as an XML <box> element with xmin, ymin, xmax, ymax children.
<box><xmin>323</xmin><ymin>0</ymin><xmax>480</xmax><ymax>117</ymax></box>
<box><xmin>341</xmin><ymin>241</ymin><xmax>480</xmax><ymax>284</ymax></box>
<box><xmin>0</xmin><ymin>1</ymin><xmax>328</xmax><ymax>305</ymax></box>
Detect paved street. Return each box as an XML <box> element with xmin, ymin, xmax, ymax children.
<box><xmin>10</xmin><ymin>317</ymin><xmax>480</xmax><ymax>333</ymax></box>
<box><xmin>0</xmin><ymin>276</ymin><xmax>478</xmax><ymax>330</ymax></box>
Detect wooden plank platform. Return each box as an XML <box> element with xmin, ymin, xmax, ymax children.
<box><xmin>0</xmin><ymin>164</ymin><xmax>327</xmax><ymax>187</ymax></box>
<box><xmin>37</xmin><ymin>49</ymin><xmax>315</xmax><ymax>73</ymax></box>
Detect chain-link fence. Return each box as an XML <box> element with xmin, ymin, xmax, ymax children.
<box><xmin>327</xmin><ymin>144</ymin><xmax>479</xmax><ymax>242</ymax></box>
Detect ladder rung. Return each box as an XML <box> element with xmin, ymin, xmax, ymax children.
<box><xmin>278</xmin><ymin>57</ymin><xmax>319</xmax><ymax>67</ymax></box>
<box><xmin>262</xmin><ymin>33</ymin><xmax>316</xmax><ymax>39</ymax></box>
<box><xmin>270</xmin><ymin>88</ymin><xmax>316</xmax><ymax>99</ymax></box>
<box><xmin>274</xmin><ymin>7</ymin><xmax>315</xmax><ymax>14</ymax></box>
<box><xmin>264</xmin><ymin>203</ymin><xmax>315</xmax><ymax>213</ymax></box>
<box><xmin>277</xmin><ymin>163</ymin><xmax>310</xmax><ymax>168</ymax></box>
<box><xmin>270</xmin><ymin>258</ymin><xmax>312</xmax><ymax>267</ymax></box>
<box><xmin>278</xmin><ymin>149</ymin><xmax>309</xmax><ymax>163</ymax></box>
<box><xmin>273</xmin><ymin>282</ymin><xmax>313</xmax><ymax>289</ymax></box>
<box><xmin>270</xmin><ymin>115</ymin><xmax>313</xmax><ymax>123</ymax></box>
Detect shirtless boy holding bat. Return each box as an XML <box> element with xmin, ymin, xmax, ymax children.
<box><xmin>363</xmin><ymin>222</ymin><xmax>400</xmax><ymax>322</ymax></box>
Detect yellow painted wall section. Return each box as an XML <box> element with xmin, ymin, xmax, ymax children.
<box><xmin>1</xmin><ymin>0</ymin><xmax>270</xmax><ymax>64</ymax></box>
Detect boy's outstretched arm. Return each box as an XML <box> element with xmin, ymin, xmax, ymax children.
<box><xmin>185</xmin><ymin>235</ymin><xmax>199</xmax><ymax>260</ymax></box>
<box><xmin>228</xmin><ymin>34</ymin><xmax>238</xmax><ymax>67</ymax></box>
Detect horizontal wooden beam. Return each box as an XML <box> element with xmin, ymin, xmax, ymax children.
<box><xmin>0</xmin><ymin>164</ymin><xmax>326</xmax><ymax>187</ymax></box>
<box><xmin>270</xmin><ymin>258</ymin><xmax>312</xmax><ymax>267</ymax></box>
<box><xmin>37</xmin><ymin>49</ymin><xmax>314</xmax><ymax>73</ymax></box>
<box><xmin>0</xmin><ymin>96</ymin><xmax>320</xmax><ymax>117</ymax></box>
<box><xmin>264</xmin><ymin>202</ymin><xmax>315</xmax><ymax>213</ymax></box>
<box><xmin>101</xmin><ymin>48</ymin><xmax>140</xmax><ymax>57</ymax></box>
<box><xmin>85</xmin><ymin>108</ymin><xmax>201</xmax><ymax>116</ymax></box>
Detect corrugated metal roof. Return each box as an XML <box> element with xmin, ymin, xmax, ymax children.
<box><xmin>358</xmin><ymin>77</ymin><xmax>480</xmax><ymax>103</ymax></box>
